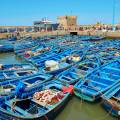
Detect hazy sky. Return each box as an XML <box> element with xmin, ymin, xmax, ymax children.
<box><xmin>0</xmin><ymin>0</ymin><xmax>120</xmax><ymax>26</ymax></box>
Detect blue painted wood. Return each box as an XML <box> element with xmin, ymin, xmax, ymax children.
<box><xmin>74</xmin><ymin>59</ymin><xmax>120</xmax><ymax>102</ymax></box>
<box><xmin>0</xmin><ymin>80</ymin><xmax>71</xmax><ymax>120</ymax></box>
<box><xmin>102</xmin><ymin>81</ymin><xmax>120</xmax><ymax>117</ymax></box>
<box><xmin>0</xmin><ymin>73</ymin><xmax>53</xmax><ymax>96</ymax></box>
<box><xmin>0</xmin><ymin>63</ymin><xmax>37</xmax><ymax>72</ymax></box>
<box><xmin>56</xmin><ymin>60</ymin><xmax>99</xmax><ymax>85</ymax></box>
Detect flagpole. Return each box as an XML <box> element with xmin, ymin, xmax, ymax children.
<box><xmin>112</xmin><ymin>0</ymin><xmax>116</xmax><ymax>31</ymax></box>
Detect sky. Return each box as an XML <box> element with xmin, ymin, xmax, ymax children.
<box><xmin>0</xmin><ymin>0</ymin><xmax>120</xmax><ymax>26</ymax></box>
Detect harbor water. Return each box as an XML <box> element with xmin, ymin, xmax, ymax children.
<box><xmin>0</xmin><ymin>52</ymin><xmax>118</xmax><ymax>120</ymax></box>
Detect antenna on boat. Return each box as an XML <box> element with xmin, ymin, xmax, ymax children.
<box><xmin>112</xmin><ymin>0</ymin><xmax>116</xmax><ymax>31</ymax></box>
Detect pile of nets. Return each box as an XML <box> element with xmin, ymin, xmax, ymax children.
<box><xmin>33</xmin><ymin>89</ymin><xmax>64</xmax><ymax>106</ymax></box>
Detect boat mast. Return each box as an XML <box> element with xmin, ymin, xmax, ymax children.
<box><xmin>112</xmin><ymin>0</ymin><xmax>116</xmax><ymax>31</ymax></box>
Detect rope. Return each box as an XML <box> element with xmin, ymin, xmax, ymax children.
<box><xmin>44</xmin><ymin>115</ymin><xmax>48</xmax><ymax>120</ymax></box>
<box><xmin>11</xmin><ymin>96</ymin><xmax>17</xmax><ymax>112</ymax></box>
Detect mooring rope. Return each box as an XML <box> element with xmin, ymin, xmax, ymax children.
<box><xmin>44</xmin><ymin>115</ymin><xmax>48</xmax><ymax>120</ymax></box>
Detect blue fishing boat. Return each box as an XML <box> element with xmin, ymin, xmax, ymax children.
<box><xmin>31</xmin><ymin>48</ymin><xmax>74</xmax><ymax>67</ymax></box>
<box><xmin>27</xmin><ymin>46</ymin><xmax>63</xmax><ymax>63</ymax></box>
<box><xmin>57</xmin><ymin>61</ymin><xmax>99</xmax><ymax>85</ymax></box>
<box><xmin>102</xmin><ymin>81</ymin><xmax>120</xmax><ymax>117</ymax></box>
<box><xmin>38</xmin><ymin>49</ymin><xmax>84</xmax><ymax>75</ymax></box>
<box><xmin>80</xmin><ymin>35</ymin><xmax>91</xmax><ymax>41</ymax></box>
<box><xmin>74</xmin><ymin>59</ymin><xmax>120</xmax><ymax>102</ymax></box>
<box><xmin>0</xmin><ymin>44</ymin><xmax>14</xmax><ymax>53</ymax></box>
<box><xmin>0</xmin><ymin>73</ymin><xmax>53</xmax><ymax>96</ymax></box>
<box><xmin>0</xmin><ymin>69</ymin><xmax>38</xmax><ymax>82</ymax></box>
<box><xmin>24</xmin><ymin>46</ymin><xmax>51</xmax><ymax>59</ymax></box>
<box><xmin>0</xmin><ymin>81</ymin><xmax>73</xmax><ymax>120</ymax></box>
<box><xmin>0</xmin><ymin>63</ymin><xmax>37</xmax><ymax>72</ymax></box>
<box><xmin>81</xmin><ymin>35</ymin><xmax>105</xmax><ymax>41</ymax></box>
<box><xmin>8</xmin><ymin>37</ymin><xmax>17</xmax><ymax>42</ymax></box>
<box><xmin>89</xmin><ymin>36</ymin><xmax>105</xmax><ymax>41</ymax></box>
<box><xmin>14</xmin><ymin>38</ymin><xmax>41</xmax><ymax>55</ymax></box>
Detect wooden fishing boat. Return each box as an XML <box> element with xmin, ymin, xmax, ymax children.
<box><xmin>58</xmin><ymin>40</ymin><xmax>76</xmax><ymax>46</ymax></box>
<box><xmin>38</xmin><ymin>50</ymin><xmax>84</xmax><ymax>75</ymax></box>
<box><xmin>80</xmin><ymin>35</ymin><xmax>91</xmax><ymax>41</ymax></box>
<box><xmin>83</xmin><ymin>53</ymin><xmax>101</xmax><ymax>65</ymax></box>
<box><xmin>102</xmin><ymin>81</ymin><xmax>120</xmax><ymax>117</ymax></box>
<box><xmin>0</xmin><ymin>69</ymin><xmax>38</xmax><ymax>82</ymax></box>
<box><xmin>0</xmin><ymin>81</ymin><xmax>73</xmax><ymax>120</ymax></box>
<box><xmin>8</xmin><ymin>37</ymin><xmax>17</xmax><ymax>42</ymax></box>
<box><xmin>14</xmin><ymin>38</ymin><xmax>41</xmax><ymax>55</ymax></box>
<box><xmin>28</xmin><ymin>44</ymin><xmax>85</xmax><ymax>66</ymax></box>
<box><xmin>74</xmin><ymin>59</ymin><xmax>120</xmax><ymax>102</ymax></box>
<box><xmin>81</xmin><ymin>35</ymin><xmax>105</xmax><ymax>41</ymax></box>
<box><xmin>0</xmin><ymin>73</ymin><xmax>53</xmax><ymax>96</ymax></box>
<box><xmin>24</xmin><ymin>46</ymin><xmax>51</xmax><ymax>59</ymax></box>
<box><xmin>0</xmin><ymin>63</ymin><xmax>37</xmax><ymax>72</ymax></box>
<box><xmin>32</xmin><ymin>48</ymin><xmax>74</xmax><ymax>67</ymax></box>
<box><xmin>0</xmin><ymin>44</ymin><xmax>14</xmax><ymax>53</ymax></box>
<box><xmin>27</xmin><ymin>46</ymin><xmax>63</xmax><ymax>63</ymax></box>
<box><xmin>98</xmin><ymin>51</ymin><xmax>119</xmax><ymax>65</ymax></box>
<box><xmin>56</xmin><ymin>61</ymin><xmax>99</xmax><ymax>85</ymax></box>
<box><xmin>89</xmin><ymin>36</ymin><xmax>105</xmax><ymax>41</ymax></box>
<box><xmin>14</xmin><ymin>43</ymin><xmax>42</xmax><ymax>58</ymax></box>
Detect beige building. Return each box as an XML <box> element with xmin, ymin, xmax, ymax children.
<box><xmin>57</xmin><ymin>16</ymin><xmax>78</xmax><ymax>30</ymax></box>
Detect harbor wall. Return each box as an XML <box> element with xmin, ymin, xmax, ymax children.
<box><xmin>77</xmin><ymin>31</ymin><xmax>120</xmax><ymax>38</ymax></box>
<box><xmin>0</xmin><ymin>31</ymin><xmax>69</xmax><ymax>39</ymax></box>
<box><xmin>1</xmin><ymin>30</ymin><xmax>120</xmax><ymax>39</ymax></box>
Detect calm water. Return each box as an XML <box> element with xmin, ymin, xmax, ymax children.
<box><xmin>55</xmin><ymin>97</ymin><xmax>117</xmax><ymax>120</ymax></box>
<box><xmin>0</xmin><ymin>52</ymin><xmax>25</xmax><ymax>64</ymax></box>
<box><xmin>0</xmin><ymin>53</ymin><xmax>118</xmax><ymax>120</ymax></box>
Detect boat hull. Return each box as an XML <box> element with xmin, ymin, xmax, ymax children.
<box><xmin>0</xmin><ymin>94</ymin><xmax>71</xmax><ymax>120</ymax></box>
<box><xmin>74</xmin><ymin>59</ymin><xmax>120</xmax><ymax>102</ymax></box>
<box><xmin>74</xmin><ymin>89</ymin><xmax>99</xmax><ymax>102</ymax></box>
<box><xmin>102</xmin><ymin>99</ymin><xmax>120</xmax><ymax>117</ymax></box>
